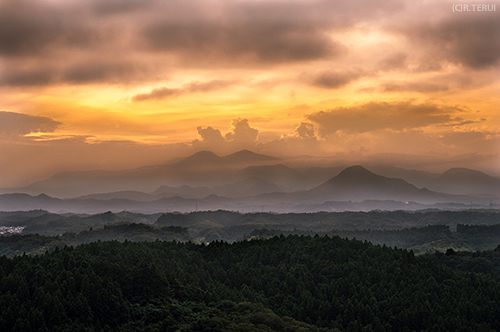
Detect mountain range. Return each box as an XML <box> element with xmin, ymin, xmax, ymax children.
<box><xmin>1</xmin><ymin>149</ymin><xmax>499</xmax><ymax>213</ymax></box>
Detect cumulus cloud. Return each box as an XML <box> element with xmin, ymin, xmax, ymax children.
<box><xmin>294</xmin><ymin>122</ymin><xmax>317</xmax><ymax>140</ymax></box>
<box><xmin>192</xmin><ymin>118</ymin><xmax>259</xmax><ymax>153</ymax></box>
<box><xmin>195</xmin><ymin>126</ymin><xmax>226</xmax><ymax>147</ymax></box>
<box><xmin>133</xmin><ymin>80</ymin><xmax>236</xmax><ymax>101</ymax></box>
<box><xmin>306</xmin><ymin>102</ymin><xmax>465</xmax><ymax>136</ymax></box>
<box><xmin>225</xmin><ymin>119</ymin><xmax>258</xmax><ymax>145</ymax></box>
<box><xmin>0</xmin><ymin>111</ymin><xmax>62</xmax><ymax>136</ymax></box>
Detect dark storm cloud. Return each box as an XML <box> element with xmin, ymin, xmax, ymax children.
<box><xmin>0</xmin><ymin>111</ymin><xmax>61</xmax><ymax>136</ymax></box>
<box><xmin>132</xmin><ymin>80</ymin><xmax>237</xmax><ymax>101</ymax></box>
<box><xmin>0</xmin><ymin>60</ymin><xmax>155</xmax><ymax>86</ymax></box>
<box><xmin>61</xmin><ymin>61</ymin><xmax>152</xmax><ymax>84</ymax></box>
<box><xmin>0</xmin><ymin>1</ymin><xmax>104</xmax><ymax>58</ymax></box>
<box><xmin>399</xmin><ymin>14</ymin><xmax>500</xmax><ymax>69</ymax></box>
<box><xmin>141</xmin><ymin>21</ymin><xmax>341</xmax><ymax>64</ymax></box>
<box><xmin>0</xmin><ymin>67</ymin><xmax>57</xmax><ymax>86</ymax></box>
<box><xmin>0</xmin><ymin>0</ymin><xmax>409</xmax><ymax>86</ymax></box>
<box><xmin>307</xmin><ymin>102</ymin><xmax>463</xmax><ymax>136</ymax></box>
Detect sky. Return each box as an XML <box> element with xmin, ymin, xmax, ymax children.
<box><xmin>0</xmin><ymin>0</ymin><xmax>499</xmax><ymax>187</ymax></box>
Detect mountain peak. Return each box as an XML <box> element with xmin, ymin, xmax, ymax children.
<box><xmin>336</xmin><ymin>165</ymin><xmax>376</xmax><ymax>179</ymax></box>
<box><xmin>440</xmin><ymin>168</ymin><xmax>497</xmax><ymax>182</ymax></box>
<box><xmin>311</xmin><ymin>165</ymin><xmax>421</xmax><ymax>200</ymax></box>
<box><xmin>173</xmin><ymin>151</ymin><xmax>222</xmax><ymax>167</ymax></box>
<box><xmin>222</xmin><ymin>150</ymin><xmax>280</xmax><ymax>163</ymax></box>
<box><xmin>190</xmin><ymin>150</ymin><xmax>220</xmax><ymax>159</ymax></box>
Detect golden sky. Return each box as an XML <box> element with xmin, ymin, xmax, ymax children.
<box><xmin>0</xmin><ymin>0</ymin><xmax>499</xmax><ymax>187</ymax></box>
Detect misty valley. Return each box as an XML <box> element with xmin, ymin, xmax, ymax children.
<box><xmin>1</xmin><ymin>151</ymin><xmax>500</xmax><ymax>331</ymax></box>
<box><xmin>1</xmin><ymin>209</ymin><xmax>500</xmax><ymax>257</ymax></box>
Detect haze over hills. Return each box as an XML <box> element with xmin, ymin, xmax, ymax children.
<box><xmin>307</xmin><ymin>165</ymin><xmax>485</xmax><ymax>205</ymax></box>
<box><xmin>430</xmin><ymin>168</ymin><xmax>500</xmax><ymax>196</ymax></box>
<box><xmin>14</xmin><ymin>150</ymin><xmax>282</xmax><ymax>197</ymax></box>
<box><xmin>0</xmin><ymin>149</ymin><xmax>499</xmax><ymax>213</ymax></box>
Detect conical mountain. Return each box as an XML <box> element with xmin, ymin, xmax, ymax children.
<box><xmin>310</xmin><ymin>165</ymin><xmax>427</xmax><ymax>202</ymax></box>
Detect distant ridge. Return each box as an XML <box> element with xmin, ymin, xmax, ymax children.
<box><xmin>236</xmin><ymin>164</ymin><xmax>307</xmax><ymax>189</ymax></box>
<box><xmin>439</xmin><ymin>168</ymin><xmax>499</xmax><ymax>182</ymax></box>
<box><xmin>170</xmin><ymin>149</ymin><xmax>279</xmax><ymax>168</ymax></box>
<box><xmin>221</xmin><ymin>149</ymin><xmax>280</xmax><ymax>163</ymax></box>
<box><xmin>172</xmin><ymin>151</ymin><xmax>222</xmax><ymax>167</ymax></box>
<box><xmin>432</xmin><ymin>168</ymin><xmax>500</xmax><ymax>196</ymax></box>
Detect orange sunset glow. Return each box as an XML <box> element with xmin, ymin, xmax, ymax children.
<box><xmin>0</xmin><ymin>0</ymin><xmax>499</xmax><ymax>188</ymax></box>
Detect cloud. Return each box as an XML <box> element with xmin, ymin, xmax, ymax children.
<box><xmin>398</xmin><ymin>14</ymin><xmax>500</xmax><ymax>69</ymax></box>
<box><xmin>133</xmin><ymin>87</ymin><xmax>181</xmax><ymax>102</ymax></box>
<box><xmin>0</xmin><ymin>60</ymin><xmax>153</xmax><ymax>86</ymax></box>
<box><xmin>437</xmin><ymin>130</ymin><xmax>499</xmax><ymax>152</ymax></box>
<box><xmin>225</xmin><ymin>118</ymin><xmax>258</xmax><ymax>145</ymax></box>
<box><xmin>381</xmin><ymin>82</ymin><xmax>449</xmax><ymax>93</ymax></box>
<box><xmin>192</xmin><ymin>118</ymin><xmax>259</xmax><ymax>153</ymax></box>
<box><xmin>0</xmin><ymin>111</ymin><xmax>62</xmax><ymax>136</ymax></box>
<box><xmin>195</xmin><ymin>126</ymin><xmax>225</xmax><ymax>146</ymax></box>
<box><xmin>306</xmin><ymin>102</ymin><xmax>464</xmax><ymax>136</ymax></box>
<box><xmin>141</xmin><ymin>20</ymin><xmax>341</xmax><ymax>65</ymax></box>
<box><xmin>310</xmin><ymin>70</ymin><xmax>363</xmax><ymax>89</ymax></box>
<box><xmin>0</xmin><ymin>0</ymin><xmax>108</xmax><ymax>58</ymax></box>
<box><xmin>377</xmin><ymin>52</ymin><xmax>408</xmax><ymax>71</ymax></box>
<box><xmin>132</xmin><ymin>80</ymin><xmax>236</xmax><ymax>101</ymax></box>
<box><xmin>294</xmin><ymin>122</ymin><xmax>317</xmax><ymax>140</ymax></box>
<box><xmin>0</xmin><ymin>0</ymin><xmax>407</xmax><ymax>87</ymax></box>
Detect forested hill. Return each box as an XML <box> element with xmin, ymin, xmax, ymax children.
<box><xmin>0</xmin><ymin>223</ymin><xmax>193</xmax><ymax>257</ymax></box>
<box><xmin>1</xmin><ymin>236</ymin><xmax>499</xmax><ymax>331</ymax></box>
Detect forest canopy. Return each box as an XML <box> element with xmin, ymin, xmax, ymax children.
<box><xmin>0</xmin><ymin>235</ymin><xmax>499</xmax><ymax>331</ymax></box>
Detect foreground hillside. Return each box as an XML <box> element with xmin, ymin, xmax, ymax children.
<box><xmin>1</xmin><ymin>236</ymin><xmax>499</xmax><ymax>331</ymax></box>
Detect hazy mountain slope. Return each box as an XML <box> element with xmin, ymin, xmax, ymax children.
<box><xmin>16</xmin><ymin>150</ymin><xmax>283</xmax><ymax>197</ymax></box>
<box><xmin>235</xmin><ymin>164</ymin><xmax>308</xmax><ymax>190</ymax></box>
<box><xmin>221</xmin><ymin>149</ymin><xmax>280</xmax><ymax>163</ymax></box>
<box><xmin>429</xmin><ymin>168</ymin><xmax>500</xmax><ymax>196</ymax></box>
<box><xmin>308</xmin><ymin>165</ymin><xmax>474</xmax><ymax>204</ymax></box>
<box><xmin>367</xmin><ymin>165</ymin><xmax>439</xmax><ymax>188</ymax></box>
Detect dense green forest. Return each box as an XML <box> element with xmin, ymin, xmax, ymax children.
<box><xmin>1</xmin><ymin>235</ymin><xmax>499</xmax><ymax>331</ymax></box>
